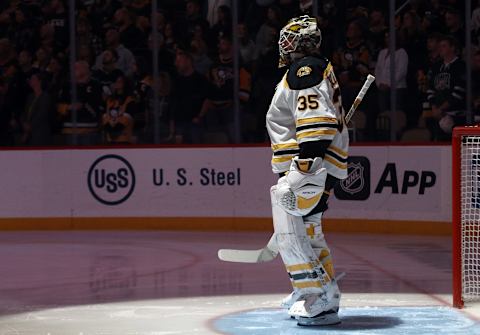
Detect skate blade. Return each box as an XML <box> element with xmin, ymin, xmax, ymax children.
<box><xmin>297</xmin><ymin>311</ymin><xmax>340</xmax><ymax>326</ymax></box>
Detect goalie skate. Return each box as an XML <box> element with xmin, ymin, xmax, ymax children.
<box><xmin>297</xmin><ymin>309</ymin><xmax>340</xmax><ymax>326</ymax></box>
<box><xmin>282</xmin><ymin>272</ymin><xmax>345</xmax><ymax>309</ymax></box>
<box><xmin>288</xmin><ymin>288</ymin><xmax>341</xmax><ymax>319</ymax></box>
<box><xmin>281</xmin><ymin>290</ymin><xmax>304</xmax><ymax>309</ymax></box>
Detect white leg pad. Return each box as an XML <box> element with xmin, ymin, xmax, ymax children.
<box><xmin>304</xmin><ymin>213</ymin><xmax>337</xmax><ymax>281</ymax></box>
<box><xmin>271</xmin><ymin>186</ymin><xmax>335</xmax><ymax>303</ymax></box>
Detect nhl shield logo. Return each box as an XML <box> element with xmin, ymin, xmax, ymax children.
<box><xmin>340</xmin><ymin>162</ymin><xmax>364</xmax><ymax>195</ymax></box>
<box><xmin>334</xmin><ymin>156</ymin><xmax>370</xmax><ymax>200</ymax></box>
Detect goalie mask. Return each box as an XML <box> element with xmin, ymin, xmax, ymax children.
<box><xmin>278</xmin><ymin>15</ymin><xmax>322</xmax><ymax>68</ymax></box>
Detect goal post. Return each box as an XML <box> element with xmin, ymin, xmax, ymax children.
<box><xmin>452</xmin><ymin>126</ymin><xmax>480</xmax><ymax>308</ymax></box>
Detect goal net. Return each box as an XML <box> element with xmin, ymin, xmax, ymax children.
<box><xmin>453</xmin><ymin>126</ymin><xmax>480</xmax><ymax>308</ymax></box>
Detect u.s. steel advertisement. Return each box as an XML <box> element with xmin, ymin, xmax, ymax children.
<box><xmin>0</xmin><ymin>146</ymin><xmax>451</xmax><ymax>224</ymax></box>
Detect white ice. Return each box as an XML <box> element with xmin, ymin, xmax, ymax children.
<box><xmin>0</xmin><ymin>231</ymin><xmax>476</xmax><ymax>334</ymax></box>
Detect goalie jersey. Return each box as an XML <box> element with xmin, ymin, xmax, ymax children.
<box><xmin>266</xmin><ymin>56</ymin><xmax>349</xmax><ymax>180</ymax></box>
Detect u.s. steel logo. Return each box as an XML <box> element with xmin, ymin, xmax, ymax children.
<box><xmin>87</xmin><ymin>154</ymin><xmax>136</xmax><ymax>205</ymax></box>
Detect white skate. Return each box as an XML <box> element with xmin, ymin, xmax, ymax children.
<box><xmin>288</xmin><ymin>282</ymin><xmax>341</xmax><ymax>326</ymax></box>
<box><xmin>281</xmin><ymin>290</ymin><xmax>304</xmax><ymax>309</ymax></box>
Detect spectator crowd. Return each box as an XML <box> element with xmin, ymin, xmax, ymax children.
<box><xmin>0</xmin><ymin>0</ymin><xmax>478</xmax><ymax>146</ymax></box>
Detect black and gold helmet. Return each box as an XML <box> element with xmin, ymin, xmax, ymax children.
<box><xmin>278</xmin><ymin>15</ymin><xmax>322</xmax><ymax>68</ymax></box>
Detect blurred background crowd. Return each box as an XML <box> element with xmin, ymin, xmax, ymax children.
<box><xmin>0</xmin><ymin>0</ymin><xmax>478</xmax><ymax>146</ymax></box>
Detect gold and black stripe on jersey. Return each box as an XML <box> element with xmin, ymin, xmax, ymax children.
<box><xmin>296</xmin><ymin>116</ymin><xmax>338</xmax><ymax>142</ymax></box>
<box><xmin>271</xmin><ymin>142</ymin><xmax>300</xmax><ymax>165</ymax></box>
<box><xmin>324</xmin><ymin>145</ymin><xmax>348</xmax><ymax>170</ymax></box>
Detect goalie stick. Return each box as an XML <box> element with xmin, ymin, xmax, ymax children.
<box><xmin>218</xmin><ymin>74</ymin><xmax>376</xmax><ymax>263</ymax></box>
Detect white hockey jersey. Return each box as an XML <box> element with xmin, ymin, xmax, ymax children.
<box><xmin>266</xmin><ymin>56</ymin><xmax>349</xmax><ymax>180</ymax></box>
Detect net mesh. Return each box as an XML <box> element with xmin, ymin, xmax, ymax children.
<box><xmin>461</xmin><ymin>135</ymin><xmax>480</xmax><ymax>301</ymax></box>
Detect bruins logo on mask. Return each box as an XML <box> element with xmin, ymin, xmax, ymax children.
<box><xmin>297</xmin><ymin>66</ymin><xmax>312</xmax><ymax>77</ymax></box>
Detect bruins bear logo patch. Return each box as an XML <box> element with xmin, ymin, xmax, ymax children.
<box><xmin>297</xmin><ymin>66</ymin><xmax>312</xmax><ymax>77</ymax></box>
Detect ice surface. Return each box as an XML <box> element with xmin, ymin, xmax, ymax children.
<box><xmin>214</xmin><ymin>307</ymin><xmax>480</xmax><ymax>335</ymax></box>
<box><xmin>0</xmin><ymin>231</ymin><xmax>474</xmax><ymax>334</ymax></box>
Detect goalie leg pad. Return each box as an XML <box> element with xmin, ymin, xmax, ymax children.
<box><xmin>274</xmin><ymin>157</ymin><xmax>327</xmax><ymax>216</ymax></box>
<box><xmin>304</xmin><ymin>213</ymin><xmax>336</xmax><ymax>280</ymax></box>
<box><xmin>286</xmin><ymin>212</ymin><xmax>341</xmax><ymax>319</ymax></box>
<box><xmin>271</xmin><ymin>186</ymin><xmax>334</xmax><ymax>303</ymax></box>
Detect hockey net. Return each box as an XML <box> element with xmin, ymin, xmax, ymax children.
<box><xmin>453</xmin><ymin>126</ymin><xmax>480</xmax><ymax>308</ymax></box>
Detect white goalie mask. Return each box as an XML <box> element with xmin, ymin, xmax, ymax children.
<box><xmin>278</xmin><ymin>15</ymin><xmax>322</xmax><ymax>68</ymax></box>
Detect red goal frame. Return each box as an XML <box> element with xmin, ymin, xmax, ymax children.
<box><xmin>452</xmin><ymin>126</ymin><xmax>480</xmax><ymax>308</ymax></box>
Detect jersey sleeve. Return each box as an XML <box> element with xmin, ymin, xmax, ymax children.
<box><xmin>266</xmin><ymin>74</ymin><xmax>299</xmax><ymax>174</ymax></box>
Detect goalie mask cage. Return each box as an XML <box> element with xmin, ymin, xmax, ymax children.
<box><xmin>453</xmin><ymin>126</ymin><xmax>480</xmax><ymax>308</ymax></box>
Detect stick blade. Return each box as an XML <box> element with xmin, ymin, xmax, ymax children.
<box><xmin>218</xmin><ymin>247</ymin><xmax>277</xmax><ymax>263</ymax></box>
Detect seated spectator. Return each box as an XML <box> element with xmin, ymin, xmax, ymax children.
<box><xmin>421</xmin><ymin>10</ymin><xmax>442</xmax><ymax>36</ymax></box>
<box><xmin>400</xmin><ymin>10</ymin><xmax>426</xmax><ymax>74</ymax></box>
<box><xmin>332</xmin><ymin>20</ymin><xmax>371</xmax><ymax>106</ymax></box>
<box><xmin>45</xmin><ymin>54</ymin><xmax>66</xmax><ymax>97</ymax></box>
<box><xmin>426</xmin><ymin>36</ymin><xmax>465</xmax><ymax>140</ymax></box>
<box><xmin>374</xmin><ymin>31</ymin><xmax>409</xmax><ymax>116</ymax></box>
<box><xmin>33</xmin><ymin>47</ymin><xmax>51</xmax><ymax>71</ymax></box>
<box><xmin>5</xmin><ymin>6</ymin><xmax>35</xmax><ymax>52</ymax></box>
<box><xmin>0</xmin><ymin>38</ymin><xmax>16</xmax><ymax>76</ymax></box>
<box><xmin>173</xmin><ymin>48</ymin><xmax>208</xmax><ymax>143</ymax></box>
<box><xmin>368</xmin><ymin>9</ymin><xmax>387</xmax><ymax>60</ymax></box>
<box><xmin>77</xmin><ymin>44</ymin><xmax>95</xmax><ymax>66</ymax></box>
<box><xmin>163</xmin><ymin>22</ymin><xmax>177</xmax><ymax>54</ymax></box>
<box><xmin>114</xmin><ymin>7</ymin><xmax>146</xmax><ymax>52</ymax></box>
<box><xmin>444</xmin><ymin>8</ymin><xmax>465</xmax><ymax>48</ymax></box>
<box><xmin>255</xmin><ymin>6</ymin><xmax>282</xmax><ymax>59</ymax></box>
<box><xmin>183</xmin><ymin>0</ymin><xmax>210</xmax><ymax>41</ymax></box>
<box><xmin>250</xmin><ymin>22</ymin><xmax>282</xmax><ymax>142</ymax></box>
<box><xmin>43</xmin><ymin>0</ymin><xmax>68</xmax><ymax>50</ymax></box>
<box><xmin>18</xmin><ymin>50</ymin><xmax>35</xmax><ymax>81</ymax></box>
<box><xmin>57</xmin><ymin>61</ymin><xmax>104</xmax><ymax>145</ymax></box>
<box><xmin>425</xmin><ymin>33</ymin><xmax>442</xmax><ymax>68</ymax></box>
<box><xmin>94</xmin><ymin>28</ymin><xmax>136</xmax><ymax>77</ymax></box>
<box><xmin>190</xmin><ymin>38</ymin><xmax>213</xmax><ymax>76</ymax></box>
<box><xmin>136</xmin><ymin>15</ymin><xmax>150</xmax><ymax>36</ymax></box>
<box><xmin>238</xmin><ymin>22</ymin><xmax>256</xmax><ymax>68</ymax></box>
<box><xmin>191</xmin><ymin>21</ymin><xmax>210</xmax><ymax>48</ymax></box>
<box><xmin>141</xmin><ymin>33</ymin><xmax>175</xmax><ymax>75</ymax></box>
<box><xmin>76</xmin><ymin>17</ymin><xmax>103</xmax><ymax>57</ymax></box>
<box><xmin>144</xmin><ymin>72</ymin><xmax>175</xmax><ymax>143</ymax></box>
<box><xmin>102</xmin><ymin>75</ymin><xmax>135</xmax><ymax>144</ymax></box>
<box><xmin>195</xmin><ymin>35</ymin><xmax>251</xmax><ymax>142</ymax></box>
<box><xmin>92</xmin><ymin>49</ymin><xmax>124</xmax><ymax>97</ymax></box>
<box><xmin>16</xmin><ymin>50</ymin><xmax>36</xmax><ymax>114</ymax></box>
<box><xmin>132</xmin><ymin>70</ymin><xmax>152</xmax><ymax>142</ymax></box>
<box><xmin>210</xmin><ymin>5</ymin><xmax>232</xmax><ymax>43</ymax></box>
<box><xmin>206</xmin><ymin>0</ymin><xmax>231</xmax><ymax>28</ymax></box>
<box><xmin>39</xmin><ymin>24</ymin><xmax>56</xmax><ymax>53</ymax></box>
<box><xmin>21</xmin><ymin>72</ymin><xmax>53</xmax><ymax>145</ymax></box>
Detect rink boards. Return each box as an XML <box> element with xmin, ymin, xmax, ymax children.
<box><xmin>0</xmin><ymin>145</ymin><xmax>452</xmax><ymax>234</ymax></box>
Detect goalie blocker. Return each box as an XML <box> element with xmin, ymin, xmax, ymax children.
<box><xmin>274</xmin><ymin>157</ymin><xmax>327</xmax><ymax>216</ymax></box>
